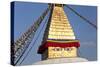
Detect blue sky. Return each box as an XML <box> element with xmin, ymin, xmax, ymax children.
<box><xmin>13</xmin><ymin>1</ymin><xmax>97</xmax><ymax>65</ymax></box>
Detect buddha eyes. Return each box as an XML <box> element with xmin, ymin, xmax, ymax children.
<box><xmin>64</xmin><ymin>48</ymin><xmax>73</xmax><ymax>51</ymax></box>
<box><xmin>52</xmin><ymin>48</ymin><xmax>73</xmax><ymax>51</ymax></box>
<box><xmin>52</xmin><ymin>48</ymin><xmax>62</xmax><ymax>51</ymax></box>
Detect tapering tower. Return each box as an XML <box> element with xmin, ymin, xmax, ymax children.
<box><xmin>38</xmin><ymin>4</ymin><xmax>80</xmax><ymax>60</ymax></box>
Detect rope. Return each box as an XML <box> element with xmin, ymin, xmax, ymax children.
<box><xmin>64</xmin><ymin>5</ymin><xmax>97</xmax><ymax>29</ymax></box>
<box><xmin>14</xmin><ymin>6</ymin><xmax>51</xmax><ymax>65</ymax></box>
<box><xmin>18</xmin><ymin>11</ymin><xmax>51</xmax><ymax>65</ymax></box>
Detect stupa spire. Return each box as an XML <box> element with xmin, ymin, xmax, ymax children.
<box><xmin>38</xmin><ymin>4</ymin><xmax>80</xmax><ymax>60</ymax></box>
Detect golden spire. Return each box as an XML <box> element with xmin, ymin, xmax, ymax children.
<box><xmin>48</xmin><ymin>4</ymin><xmax>75</xmax><ymax>40</ymax></box>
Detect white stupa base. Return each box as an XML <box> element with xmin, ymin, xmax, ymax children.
<box><xmin>34</xmin><ymin>57</ymin><xmax>88</xmax><ymax>65</ymax></box>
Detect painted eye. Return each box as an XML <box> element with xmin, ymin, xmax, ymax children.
<box><xmin>64</xmin><ymin>48</ymin><xmax>72</xmax><ymax>51</ymax></box>
<box><xmin>52</xmin><ymin>48</ymin><xmax>56</xmax><ymax>51</ymax></box>
<box><xmin>56</xmin><ymin>48</ymin><xmax>60</xmax><ymax>51</ymax></box>
<box><xmin>52</xmin><ymin>48</ymin><xmax>62</xmax><ymax>51</ymax></box>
